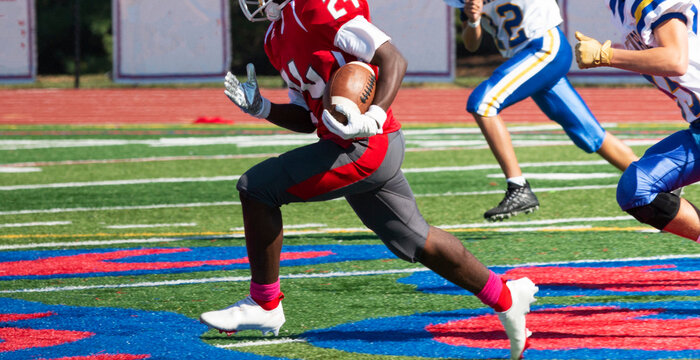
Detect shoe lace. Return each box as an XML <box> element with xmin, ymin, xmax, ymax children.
<box><xmin>499</xmin><ymin>185</ymin><xmax>526</xmax><ymax>206</ymax></box>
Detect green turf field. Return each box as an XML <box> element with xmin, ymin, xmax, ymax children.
<box><xmin>1</xmin><ymin>122</ymin><xmax>698</xmax><ymax>360</ymax></box>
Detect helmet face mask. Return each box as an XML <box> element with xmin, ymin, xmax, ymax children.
<box><xmin>239</xmin><ymin>0</ymin><xmax>290</xmax><ymax>22</ymax></box>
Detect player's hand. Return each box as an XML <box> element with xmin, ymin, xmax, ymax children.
<box><xmin>464</xmin><ymin>0</ymin><xmax>483</xmax><ymax>23</ymax></box>
<box><xmin>224</xmin><ymin>63</ymin><xmax>271</xmax><ymax>118</ymax></box>
<box><xmin>575</xmin><ymin>31</ymin><xmax>613</xmax><ymax>69</ymax></box>
<box><xmin>322</xmin><ymin>104</ymin><xmax>387</xmax><ymax>140</ymax></box>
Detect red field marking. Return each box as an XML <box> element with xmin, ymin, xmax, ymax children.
<box><xmin>0</xmin><ymin>87</ymin><xmax>679</xmax><ymax>125</ymax></box>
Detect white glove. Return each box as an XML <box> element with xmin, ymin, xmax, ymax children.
<box><xmin>224</xmin><ymin>63</ymin><xmax>271</xmax><ymax>118</ymax></box>
<box><xmin>322</xmin><ymin>104</ymin><xmax>387</xmax><ymax>140</ymax></box>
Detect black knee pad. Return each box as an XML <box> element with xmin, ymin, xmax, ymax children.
<box><xmin>625</xmin><ymin>192</ymin><xmax>681</xmax><ymax>230</ymax></box>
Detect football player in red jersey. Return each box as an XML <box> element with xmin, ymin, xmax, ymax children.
<box><xmin>200</xmin><ymin>1</ymin><xmax>537</xmax><ymax>358</ymax></box>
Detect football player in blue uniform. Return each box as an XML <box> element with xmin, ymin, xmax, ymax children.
<box><xmin>445</xmin><ymin>0</ymin><xmax>638</xmax><ymax>221</ymax></box>
<box><xmin>576</xmin><ymin>0</ymin><xmax>700</xmax><ymax>242</ymax></box>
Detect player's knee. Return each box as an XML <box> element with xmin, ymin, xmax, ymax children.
<box><xmin>381</xmin><ymin>234</ymin><xmax>426</xmax><ymax>263</ymax></box>
<box><xmin>573</xmin><ymin>136</ymin><xmax>600</xmax><ymax>153</ymax></box>
<box><xmin>236</xmin><ymin>174</ymin><xmax>280</xmax><ymax>208</ymax></box>
<box><xmin>625</xmin><ymin>192</ymin><xmax>681</xmax><ymax>230</ymax></box>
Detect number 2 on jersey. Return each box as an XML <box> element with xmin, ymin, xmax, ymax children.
<box><xmin>496</xmin><ymin>3</ymin><xmax>527</xmax><ymax>48</ymax></box>
<box><xmin>326</xmin><ymin>0</ymin><xmax>361</xmax><ymax>20</ymax></box>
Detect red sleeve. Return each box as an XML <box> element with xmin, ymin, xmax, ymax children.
<box><xmin>296</xmin><ymin>0</ymin><xmax>371</xmax><ymax>43</ymax></box>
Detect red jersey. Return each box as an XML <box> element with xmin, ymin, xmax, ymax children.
<box><xmin>263</xmin><ymin>0</ymin><xmax>401</xmax><ymax>147</ymax></box>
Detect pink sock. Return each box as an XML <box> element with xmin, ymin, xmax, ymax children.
<box><xmin>250</xmin><ymin>280</ymin><xmax>282</xmax><ymax>310</ymax></box>
<box><xmin>476</xmin><ymin>271</ymin><xmax>512</xmax><ymax>312</ymax></box>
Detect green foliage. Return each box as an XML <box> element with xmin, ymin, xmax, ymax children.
<box><xmin>36</xmin><ymin>0</ymin><xmax>111</xmax><ymax>75</ymax></box>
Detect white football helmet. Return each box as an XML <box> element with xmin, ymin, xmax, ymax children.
<box><xmin>239</xmin><ymin>0</ymin><xmax>291</xmax><ymax>22</ymax></box>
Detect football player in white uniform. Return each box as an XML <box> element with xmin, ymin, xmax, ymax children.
<box><xmin>445</xmin><ymin>0</ymin><xmax>638</xmax><ymax>221</ymax></box>
<box><xmin>576</xmin><ymin>0</ymin><xmax>700</xmax><ymax>242</ymax></box>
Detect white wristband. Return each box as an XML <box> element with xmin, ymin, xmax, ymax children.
<box><xmin>466</xmin><ymin>16</ymin><xmax>481</xmax><ymax>29</ymax></box>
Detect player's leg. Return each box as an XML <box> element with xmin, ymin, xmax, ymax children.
<box><xmin>617</xmin><ymin>129</ymin><xmax>700</xmax><ymax>241</ymax></box>
<box><xmin>200</xmin><ymin>138</ymin><xmax>378</xmax><ymax>335</ymax></box>
<box><xmin>472</xmin><ymin>114</ymin><xmax>522</xmax><ymax>180</ymax></box>
<box><xmin>346</xmin><ymin>132</ymin><xmax>538</xmax><ymax>359</ymax></box>
<box><xmin>467</xmin><ymin>28</ymin><xmax>567</xmax><ymax>220</ymax></box>
<box><xmin>531</xmin><ymin>75</ymin><xmax>637</xmax><ymax>171</ymax></box>
<box><xmin>597</xmin><ymin>133</ymin><xmax>638</xmax><ymax>171</ymax></box>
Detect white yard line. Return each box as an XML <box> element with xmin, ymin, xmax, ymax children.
<box><xmin>415</xmin><ymin>184</ymin><xmax>618</xmax><ymax>198</ymax></box>
<box><xmin>0</xmin><ymin>237</ymin><xmax>210</xmax><ymax>251</ymax></box>
<box><xmin>437</xmin><ymin>216</ymin><xmax>633</xmax><ymax>229</ymax></box>
<box><xmin>0</xmin><ymin>166</ymin><xmax>41</xmax><ymax>173</ymax></box>
<box><xmin>0</xmin><ymin>221</ymin><xmax>71</xmax><ymax>228</ymax></box>
<box><xmin>486</xmin><ymin>172</ymin><xmax>619</xmax><ymax>180</ymax></box>
<box><xmin>1</xmin><ymin>160</ymin><xmax>615</xmax><ymax>192</ymax></box>
<box><xmin>215</xmin><ymin>338</ymin><xmax>307</xmax><ymax>348</ymax></box>
<box><xmin>1</xmin><ymin>153</ymin><xmax>280</xmax><ymax>168</ymax></box>
<box><xmin>105</xmin><ymin>223</ymin><xmax>197</xmax><ymax>229</ymax></box>
<box><xmin>2</xmin><ymin>254</ymin><xmax>697</xmax><ymax>294</ymax></box>
<box><xmin>230</xmin><ymin>223</ymin><xmax>327</xmax><ymax>231</ymax></box>
<box><xmin>0</xmin><ymin>176</ymin><xmax>241</xmax><ymax>191</ymax></box>
<box><xmin>0</xmin><ymin>201</ymin><xmax>241</xmax><ymax>216</ymax></box>
<box><xmin>0</xmin><ymin>216</ymin><xmax>638</xmax><ymax>250</ymax></box>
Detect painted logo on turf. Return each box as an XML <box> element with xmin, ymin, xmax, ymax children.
<box><xmin>303</xmin><ymin>301</ymin><xmax>700</xmax><ymax>359</ymax></box>
<box><xmin>0</xmin><ymin>245</ymin><xmax>394</xmax><ymax>279</ymax></box>
<box><xmin>0</xmin><ymin>297</ymin><xmax>287</xmax><ymax>360</ymax></box>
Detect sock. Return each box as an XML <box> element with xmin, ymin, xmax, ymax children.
<box><xmin>476</xmin><ymin>271</ymin><xmax>513</xmax><ymax>312</ymax></box>
<box><xmin>507</xmin><ymin>176</ymin><xmax>526</xmax><ymax>186</ymax></box>
<box><xmin>250</xmin><ymin>280</ymin><xmax>283</xmax><ymax>310</ymax></box>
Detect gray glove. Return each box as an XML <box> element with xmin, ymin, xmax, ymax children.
<box><xmin>224</xmin><ymin>63</ymin><xmax>271</xmax><ymax>118</ymax></box>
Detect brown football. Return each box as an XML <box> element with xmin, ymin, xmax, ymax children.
<box><xmin>323</xmin><ymin>61</ymin><xmax>376</xmax><ymax>125</ymax></box>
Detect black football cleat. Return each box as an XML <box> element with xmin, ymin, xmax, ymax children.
<box><xmin>484</xmin><ymin>181</ymin><xmax>539</xmax><ymax>221</ymax></box>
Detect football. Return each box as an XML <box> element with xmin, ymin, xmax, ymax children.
<box><xmin>323</xmin><ymin>61</ymin><xmax>376</xmax><ymax>125</ymax></box>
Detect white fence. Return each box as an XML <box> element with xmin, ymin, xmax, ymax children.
<box><xmin>0</xmin><ymin>0</ymin><xmax>36</xmax><ymax>83</ymax></box>
<box><xmin>0</xmin><ymin>0</ymin><xmax>642</xmax><ymax>84</ymax></box>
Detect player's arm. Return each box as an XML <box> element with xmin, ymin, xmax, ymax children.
<box><xmin>224</xmin><ymin>65</ymin><xmax>316</xmax><ymax>134</ymax></box>
<box><xmin>367</xmin><ymin>41</ymin><xmax>407</xmax><ymax>111</ymax></box>
<box><xmin>575</xmin><ymin>18</ymin><xmax>688</xmax><ymax>76</ymax></box>
<box><xmin>322</xmin><ymin>15</ymin><xmax>404</xmax><ymax>139</ymax></box>
<box><xmin>266</xmin><ymin>103</ymin><xmax>316</xmax><ymax>134</ymax></box>
<box><xmin>609</xmin><ymin>18</ymin><xmax>688</xmax><ymax>76</ymax></box>
<box><xmin>461</xmin><ymin>0</ymin><xmax>483</xmax><ymax>52</ymax></box>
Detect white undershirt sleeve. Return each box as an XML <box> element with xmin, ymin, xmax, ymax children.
<box><xmin>288</xmin><ymin>88</ymin><xmax>309</xmax><ymax>110</ymax></box>
<box><xmin>334</xmin><ymin>16</ymin><xmax>391</xmax><ymax>62</ymax></box>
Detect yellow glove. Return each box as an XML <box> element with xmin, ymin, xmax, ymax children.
<box><xmin>575</xmin><ymin>31</ymin><xmax>613</xmax><ymax>68</ymax></box>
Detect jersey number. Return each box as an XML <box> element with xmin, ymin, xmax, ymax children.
<box><xmin>326</xmin><ymin>0</ymin><xmax>361</xmax><ymax>20</ymax></box>
<box><xmin>496</xmin><ymin>3</ymin><xmax>527</xmax><ymax>48</ymax></box>
<box><xmin>282</xmin><ymin>60</ymin><xmax>325</xmax><ymax>99</ymax></box>
<box><xmin>664</xmin><ymin>77</ymin><xmax>700</xmax><ymax>118</ymax></box>
<box><xmin>646</xmin><ymin>74</ymin><xmax>700</xmax><ymax>120</ymax></box>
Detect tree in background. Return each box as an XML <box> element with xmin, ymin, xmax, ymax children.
<box><xmin>36</xmin><ymin>0</ymin><xmax>111</xmax><ymax>75</ymax></box>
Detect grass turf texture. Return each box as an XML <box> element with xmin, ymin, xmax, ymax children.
<box><xmin>1</xmin><ymin>123</ymin><xmax>699</xmax><ymax>360</ymax></box>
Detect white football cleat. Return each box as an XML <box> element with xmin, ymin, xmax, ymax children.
<box><xmin>199</xmin><ymin>295</ymin><xmax>285</xmax><ymax>336</ymax></box>
<box><xmin>497</xmin><ymin>277</ymin><xmax>538</xmax><ymax>360</ymax></box>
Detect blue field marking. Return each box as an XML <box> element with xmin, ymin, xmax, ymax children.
<box><xmin>0</xmin><ymin>245</ymin><xmax>395</xmax><ymax>280</ymax></box>
<box><xmin>0</xmin><ymin>297</ymin><xmax>291</xmax><ymax>360</ymax></box>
